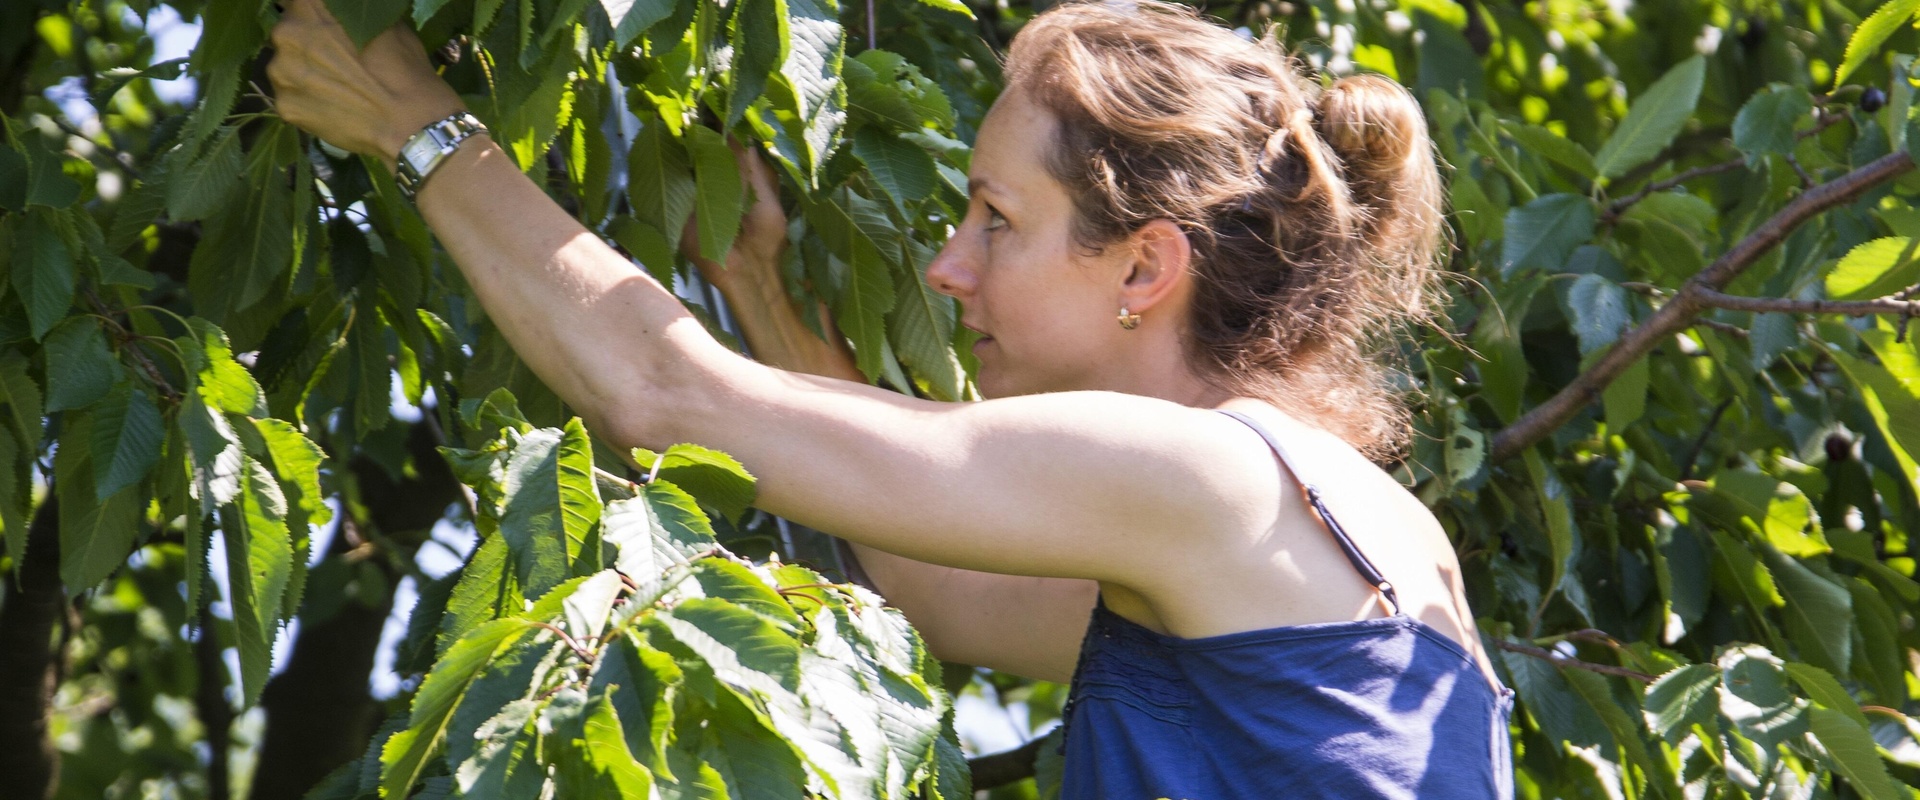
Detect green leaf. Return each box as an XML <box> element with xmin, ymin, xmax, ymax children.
<box><xmin>185</xmin><ymin>318</ymin><xmax>266</xmax><ymax>416</ymax></box>
<box><xmin>250</xmin><ymin>417</ymin><xmax>332</xmax><ymax>533</ymax></box>
<box><xmin>1827</xmin><ymin>236</ymin><xmax>1920</xmax><ymax>301</ymax></box>
<box><xmin>324</xmin><ymin>0</ymin><xmax>411</xmax><ymax>48</ymax></box>
<box><xmin>0</xmin><ymin>428</ymin><xmax>28</xmax><ymax>569</ymax></box>
<box><xmin>13</xmin><ymin>208</ymin><xmax>77</xmax><ymax>340</ymax></box>
<box><xmin>163</xmin><ymin>128</ymin><xmax>241</xmax><ymax>222</ymax></box>
<box><xmin>500</xmin><ymin>423</ymin><xmax>602</xmax><ymax>599</ymax></box>
<box><xmin>1716</xmin><ymin>645</ymin><xmax>1806</xmax><ymax>749</ymax></box>
<box><xmin>909</xmin><ymin>0</ymin><xmax>971</xmax><ymax>16</ymax></box>
<box><xmin>562</xmin><ymin>569</ymin><xmax>624</xmax><ymax>643</ymax></box>
<box><xmin>42</xmin><ymin>318</ymin><xmax>119</xmax><ymax>413</ymax></box>
<box><xmin>1602</xmin><ymin>355</ymin><xmax>1648</xmax><ymax>432</ymax></box>
<box><xmin>690</xmin><ymin>559</ymin><xmax>800</xmax><ymax>630</ymax></box>
<box><xmin>1785</xmin><ymin>662</ymin><xmax>1870</xmax><ymax>728</ymax></box>
<box><xmin>1592</xmin><ymin>55</ymin><xmax>1705</xmax><ymax>179</ymax></box>
<box><xmin>1500</xmin><ymin>193</ymin><xmax>1595</xmax><ymax>277</ymax></box>
<box><xmin>0</xmin><ymin>352</ymin><xmax>43</xmax><ymax>447</ymax></box>
<box><xmin>627</xmin><ymin>119</ymin><xmax>698</xmax><ymax>250</ymax></box>
<box><xmin>1732</xmin><ymin>84</ymin><xmax>1814</xmax><ymax>161</ymax></box>
<box><xmin>455</xmin><ymin>697</ymin><xmax>546</xmax><ymax>800</ymax></box>
<box><xmin>887</xmin><ymin>242</ymin><xmax>964</xmax><ymax>400</ymax></box>
<box><xmin>1565</xmin><ymin>273</ymin><xmax>1630</xmax><ymax>355</ymax></box>
<box><xmin>439</xmin><ymin>535</ymin><xmax>525</xmax><ymax>654</ymax></box>
<box><xmin>845</xmin><ymin>50</ymin><xmax>953</xmax><ymax>132</ymax></box>
<box><xmin>773</xmin><ymin>0</ymin><xmax>845</xmax><ymax>177</ymax></box>
<box><xmin>853</xmin><ymin>128</ymin><xmax>938</xmax><ymax>205</ymax></box>
<box><xmin>90</xmin><ymin>383</ymin><xmax>163</xmax><ymax>500</ymax></box>
<box><xmin>599</xmin><ymin>0</ymin><xmax>675</xmax><ymax>46</ymax></box>
<box><xmin>580</xmin><ymin>694</ymin><xmax>656</xmax><ymax>797</ymax></box>
<box><xmin>18</xmin><ymin>135</ymin><xmax>81</xmax><ymax>210</ymax></box>
<box><xmin>1766</xmin><ymin>550</ymin><xmax>1853</xmax><ymax>674</ymax></box>
<box><xmin>223</xmin><ymin>456</ymin><xmax>294</xmax><ymax>705</ymax></box>
<box><xmin>630</xmin><ymin>443</ymin><xmax>756</xmax><ymax>524</ymax></box>
<box><xmin>1831</xmin><ymin>347</ymin><xmax>1920</xmax><ymax>492</ymax></box>
<box><xmin>54</xmin><ymin>416</ymin><xmax>141</xmax><ymax>590</ymax></box>
<box><xmin>602</xmin><ymin>483</ymin><xmax>718</xmax><ymax>586</ymax></box>
<box><xmin>1834</xmin><ymin>0</ymin><xmax>1920</xmax><ymax>89</ymax></box>
<box><xmin>381</xmin><ymin>617</ymin><xmax>538</xmax><ymax>799</ymax></box>
<box><xmin>183</xmin><ymin>390</ymin><xmax>244</xmax><ymax>516</ymax></box>
<box><xmin>687</xmin><ymin>125</ymin><xmax>746</xmax><ymax>264</ymax></box>
<box><xmin>1642</xmin><ymin>663</ymin><xmax>1719</xmax><ymax>742</ymax></box>
<box><xmin>1501</xmin><ymin>122</ymin><xmax>1596</xmax><ymax>179</ymax></box>
<box><xmin>803</xmin><ymin>196</ymin><xmax>896</xmax><ymax>381</ymax></box>
<box><xmin>728</xmin><ymin>0</ymin><xmax>789</xmax><ymax>125</ymax></box>
<box><xmin>1808</xmin><ymin>706</ymin><xmax>1906</xmax><ymax>800</ymax></box>
<box><xmin>658</xmin><ymin>597</ymin><xmax>803</xmax><ymax>695</ymax></box>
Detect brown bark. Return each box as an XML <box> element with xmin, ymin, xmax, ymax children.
<box><xmin>0</xmin><ymin>500</ymin><xmax>63</xmax><ymax>800</ymax></box>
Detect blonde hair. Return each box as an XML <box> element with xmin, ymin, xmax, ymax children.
<box><xmin>1004</xmin><ymin>1</ymin><xmax>1445</xmax><ymax>459</ymax></box>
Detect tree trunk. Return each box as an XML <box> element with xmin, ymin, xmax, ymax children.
<box><xmin>0</xmin><ymin>501</ymin><xmax>63</xmax><ymax>800</ymax></box>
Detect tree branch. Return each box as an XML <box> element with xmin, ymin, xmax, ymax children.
<box><xmin>1692</xmin><ymin>289</ymin><xmax>1920</xmax><ymax>317</ymax></box>
<box><xmin>969</xmin><ymin>735</ymin><xmax>1047</xmax><ymax>790</ymax></box>
<box><xmin>1490</xmin><ymin>639</ymin><xmax>1656</xmax><ymax>682</ymax></box>
<box><xmin>1490</xmin><ymin>150</ymin><xmax>1917</xmax><ymax>463</ymax></box>
<box><xmin>0</xmin><ymin>500</ymin><xmax>62</xmax><ymax>800</ymax></box>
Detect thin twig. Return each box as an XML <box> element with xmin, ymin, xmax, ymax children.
<box><xmin>1491</xmin><ymin>150</ymin><xmax>1917</xmax><ymax>463</ymax></box>
<box><xmin>1491</xmin><ymin>639</ymin><xmax>1656</xmax><ymax>682</ymax></box>
<box><xmin>969</xmin><ymin>736</ymin><xmax>1048</xmax><ymax>790</ymax></box>
<box><xmin>1605</xmin><ymin>159</ymin><xmax>1743</xmax><ymax>221</ymax></box>
<box><xmin>1692</xmin><ymin>288</ymin><xmax>1920</xmax><ymax>317</ymax></box>
<box><xmin>1679</xmin><ymin>398</ymin><xmax>1734</xmax><ymax>481</ymax></box>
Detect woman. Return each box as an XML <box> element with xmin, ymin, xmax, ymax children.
<box><xmin>269</xmin><ymin>1</ymin><xmax>1512</xmax><ymax>796</ymax></box>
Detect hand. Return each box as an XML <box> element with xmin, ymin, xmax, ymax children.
<box><xmin>685</xmin><ymin>139</ymin><xmax>789</xmax><ymax>298</ymax></box>
<box><xmin>267</xmin><ymin>0</ymin><xmax>466</xmax><ymax>168</ymax></box>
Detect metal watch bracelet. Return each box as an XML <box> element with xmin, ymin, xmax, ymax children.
<box><xmin>394</xmin><ymin>111</ymin><xmax>487</xmax><ymax>202</ymax></box>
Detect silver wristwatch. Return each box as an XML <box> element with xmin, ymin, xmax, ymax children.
<box><xmin>394</xmin><ymin>111</ymin><xmax>488</xmax><ymax>201</ymax></box>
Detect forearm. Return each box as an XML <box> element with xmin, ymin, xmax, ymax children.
<box><xmin>411</xmin><ymin>137</ymin><xmax>725</xmax><ymax>441</ymax></box>
<box><xmin>715</xmin><ymin>277</ymin><xmax>866</xmax><ymax>383</ymax></box>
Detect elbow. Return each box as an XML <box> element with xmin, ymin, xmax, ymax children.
<box><xmin>594</xmin><ymin>320</ymin><xmax>750</xmax><ymax>456</ymax></box>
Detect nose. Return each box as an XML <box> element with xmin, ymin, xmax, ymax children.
<box><xmin>925</xmin><ymin>232</ymin><xmax>978</xmax><ymax>300</ymax></box>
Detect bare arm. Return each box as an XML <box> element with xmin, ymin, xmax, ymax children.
<box><xmin>267</xmin><ymin>0</ymin><xmax>1276</xmax><ymax>588</ymax></box>
<box><xmin>686</xmin><ymin>147</ymin><xmax>1097</xmax><ymax>680</ymax></box>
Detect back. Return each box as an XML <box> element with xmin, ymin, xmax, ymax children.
<box><xmin>1059</xmin><ymin>600</ymin><xmax>1513</xmax><ymax>799</ymax></box>
<box><xmin>1055</xmin><ymin>409</ymin><xmax>1512</xmax><ymax>798</ymax></box>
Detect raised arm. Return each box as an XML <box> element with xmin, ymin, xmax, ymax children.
<box><xmin>267</xmin><ymin>0</ymin><xmax>1274</xmax><ymax>587</ymax></box>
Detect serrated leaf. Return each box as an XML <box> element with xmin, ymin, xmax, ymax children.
<box><xmin>563</xmin><ymin>569</ymin><xmax>623</xmax><ymax>643</ymax></box>
<box><xmin>185</xmin><ymin>318</ymin><xmax>266</xmax><ymax>415</ymax></box>
<box><xmin>853</xmin><ymin>128</ymin><xmax>937</xmax><ymax>205</ymax></box>
<box><xmin>658</xmin><ymin>597</ymin><xmax>802</xmax><ymax>695</ymax></box>
<box><xmin>42</xmin><ymin>318</ymin><xmax>119</xmax><ymax>413</ymax></box>
<box><xmin>1500</xmin><ymin>193</ymin><xmax>1595</xmax><ymax>277</ymax></box>
<box><xmin>0</xmin><ymin>352</ymin><xmax>43</xmax><ymax>447</ymax></box>
<box><xmin>91</xmin><ymin>383</ymin><xmax>163</xmax><ymax>499</ymax></box>
<box><xmin>14</xmin><ymin>208</ymin><xmax>77</xmax><ymax>340</ymax></box>
<box><xmin>1767</xmin><ymin>550</ymin><xmax>1853</xmax><ymax>674</ymax></box>
<box><xmin>500</xmin><ymin>422</ymin><xmax>601</xmax><ymax>599</ymax></box>
<box><xmin>630</xmin><ymin>444</ymin><xmax>756</xmax><ymax>524</ymax></box>
<box><xmin>55</xmin><ymin>416</ymin><xmax>141</xmax><ymax>590</ymax></box>
<box><xmin>599</xmin><ymin>0</ymin><xmax>675</xmax><ymax>46</ymax></box>
<box><xmin>183</xmin><ymin>391</ymin><xmax>244</xmax><ymax>516</ymax></box>
<box><xmin>324</xmin><ymin>0</ymin><xmax>411</xmax><ymax>47</ymax></box>
<box><xmin>1501</xmin><ymin>122</ymin><xmax>1596</xmax><ymax>179</ymax></box>
<box><xmin>164</xmin><ymin>129</ymin><xmax>242</xmax><ymax>222</ymax></box>
<box><xmin>380</xmin><ymin>617</ymin><xmax>538</xmax><ymax>798</ymax></box>
<box><xmin>687</xmin><ymin>125</ymin><xmax>746</xmax><ymax>264</ymax></box>
<box><xmin>1785</xmin><ymin>662</ymin><xmax>1870</xmax><ymax>728</ymax></box>
<box><xmin>1592</xmin><ymin>56</ymin><xmax>1705</xmax><ymax>179</ymax></box>
<box><xmin>441</xmin><ymin>536</ymin><xmax>523</xmax><ymax>652</ymax></box>
<box><xmin>250</xmin><ymin>417</ymin><xmax>331</xmax><ymax>533</ymax></box>
<box><xmin>1834</xmin><ymin>0</ymin><xmax>1920</xmax><ymax>89</ymax></box>
<box><xmin>1732</xmin><ymin>84</ymin><xmax>1814</xmax><ymax>161</ymax></box>
<box><xmin>1565</xmin><ymin>273</ymin><xmax>1630</xmax><ymax>355</ymax></box>
<box><xmin>887</xmin><ymin>243</ymin><xmax>963</xmax><ymax>400</ymax></box>
<box><xmin>627</xmin><ymin>119</ymin><xmax>698</xmax><ymax>250</ymax></box>
<box><xmin>775</xmin><ymin>0</ymin><xmax>845</xmax><ymax>177</ymax></box>
<box><xmin>1643</xmin><ymin>663</ymin><xmax>1719</xmax><ymax>742</ymax></box>
<box><xmin>803</xmin><ymin>196</ymin><xmax>896</xmax><ymax>381</ymax></box>
<box><xmin>728</xmin><ymin>0</ymin><xmax>789</xmax><ymax>125</ymax></box>
<box><xmin>1717</xmin><ymin>645</ymin><xmax>1807</xmax><ymax>749</ymax></box>
<box><xmin>223</xmin><ymin>456</ymin><xmax>293</xmax><ymax>705</ymax></box>
<box><xmin>1808</xmin><ymin>706</ymin><xmax>1906</xmax><ymax>800</ymax></box>
<box><xmin>1827</xmin><ymin>236</ymin><xmax>1920</xmax><ymax>301</ymax></box>
<box><xmin>581</xmin><ymin>693</ymin><xmax>656</xmax><ymax>797</ymax></box>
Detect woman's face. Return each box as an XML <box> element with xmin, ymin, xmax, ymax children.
<box><xmin>926</xmin><ymin>90</ymin><xmax>1135</xmax><ymax>399</ymax></box>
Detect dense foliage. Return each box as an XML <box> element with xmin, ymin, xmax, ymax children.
<box><xmin>11</xmin><ymin>0</ymin><xmax>1920</xmax><ymax>797</ymax></box>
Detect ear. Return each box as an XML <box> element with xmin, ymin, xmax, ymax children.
<box><xmin>1117</xmin><ymin>218</ymin><xmax>1193</xmax><ymax>315</ymax></box>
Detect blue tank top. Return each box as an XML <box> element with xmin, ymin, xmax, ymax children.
<box><xmin>1057</xmin><ymin>409</ymin><xmax>1515</xmax><ymax>799</ymax></box>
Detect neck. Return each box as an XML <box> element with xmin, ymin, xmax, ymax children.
<box><xmin>1090</xmin><ymin>328</ymin><xmax>1236</xmax><ymax>409</ymax></box>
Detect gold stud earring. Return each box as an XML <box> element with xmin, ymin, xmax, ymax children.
<box><xmin>1118</xmin><ymin>307</ymin><xmax>1142</xmax><ymax>330</ymax></box>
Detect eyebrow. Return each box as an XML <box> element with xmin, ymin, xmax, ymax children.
<box><xmin>967</xmin><ymin>176</ymin><xmax>996</xmax><ymax>196</ymax></box>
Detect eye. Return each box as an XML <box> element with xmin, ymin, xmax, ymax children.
<box><xmin>984</xmin><ymin>204</ymin><xmax>1008</xmax><ymax>231</ymax></box>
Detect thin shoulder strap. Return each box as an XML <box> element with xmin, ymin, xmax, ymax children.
<box><xmin>1215</xmin><ymin>409</ymin><xmax>1401</xmax><ymax>615</ymax></box>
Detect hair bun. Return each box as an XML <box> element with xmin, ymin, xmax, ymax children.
<box><xmin>1315</xmin><ymin>73</ymin><xmax>1426</xmax><ymax>183</ymax></box>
